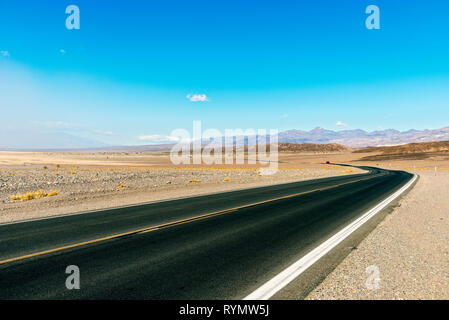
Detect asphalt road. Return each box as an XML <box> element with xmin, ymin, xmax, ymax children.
<box><xmin>0</xmin><ymin>166</ymin><xmax>413</xmax><ymax>299</ymax></box>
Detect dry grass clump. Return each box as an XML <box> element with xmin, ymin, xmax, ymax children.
<box><xmin>47</xmin><ymin>190</ymin><xmax>60</xmax><ymax>197</ymax></box>
<box><xmin>10</xmin><ymin>189</ymin><xmax>60</xmax><ymax>201</ymax></box>
<box><xmin>223</xmin><ymin>177</ymin><xmax>231</xmax><ymax>182</ymax></box>
<box><xmin>116</xmin><ymin>184</ymin><xmax>125</xmax><ymax>190</ymax></box>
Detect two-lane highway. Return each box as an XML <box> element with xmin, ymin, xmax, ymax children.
<box><xmin>0</xmin><ymin>166</ymin><xmax>415</xmax><ymax>299</ymax></box>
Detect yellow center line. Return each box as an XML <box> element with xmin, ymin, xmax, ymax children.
<box><xmin>0</xmin><ymin>173</ymin><xmax>384</xmax><ymax>266</ymax></box>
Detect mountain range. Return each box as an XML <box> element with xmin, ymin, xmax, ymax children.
<box><xmin>278</xmin><ymin>126</ymin><xmax>449</xmax><ymax>148</ymax></box>
<box><xmin>200</xmin><ymin>126</ymin><xmax>449</xmax><ymax>149</ymax></box>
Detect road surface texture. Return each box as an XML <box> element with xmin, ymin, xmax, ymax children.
<box><xmin>0</xmin><ymin>166</ymin><xmax>413</xmax><ymax>299</ymax></box>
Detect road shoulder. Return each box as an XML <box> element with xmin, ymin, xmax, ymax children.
<box><xmin>305</xmin><ymin>170</ymin><xmax>449</xmax><ymax>299</ymax></box>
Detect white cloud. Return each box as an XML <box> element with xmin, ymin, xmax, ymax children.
<box><xmin>0</xmin><ymin>50</ymin><xmax>10</xmax><ymax>57</ymax></box>
<box><xmin>60</xmin><ymin>49</ymin><xmax>66</xmax><ymax>55</ymax></box>
<box><xmin>281</xmin><ymin>114</ymin><xmax>289</xmax><ymax>118</ymax></box>
<box><xmin>137</xmin><ymin>135</ymin><xmax>181</xmax><ymax>143</ymax></box>
<box><xmin>336</xmin><ymin>121</ymin><xmax>348</xmax><ymax>127</ymax></box>
<box><xmin>186</xmin><ymin>94</ymin><xmax>208</xmax><ymax>102</ymax></box>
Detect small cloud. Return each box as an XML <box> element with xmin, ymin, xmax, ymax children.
<box><xmin>186</xmin><ymin>94</ymin><xmax>208</xmax><ymax>102</ymax></box>
<box><xmin>60</xmin><ymin>49</ymin><xmax>66</xmax><ymax>55</ymax></box>
<box><xmin>137</xmin><ymin>135</ymin><xmax>181</xmax><ymax>143</ymax></box>
<box><xmin>336</xmin><ymin>121</ymin><xmax>348</xmax><ymax>127</ymax></box>
<box><xmin>0</xmin><ymin>50</ymin><xmax>10</xmax><ymax>57</ymax></box>
<box><xmin>281</xmin><ymin>114</ymin><xmax>289</xmax><ymax>119</ymax></box>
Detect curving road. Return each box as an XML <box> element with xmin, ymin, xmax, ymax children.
<box><xmin>0</xmin><ymin>166</ymin><xmax>414</xmax><ymax>299</ymax></box>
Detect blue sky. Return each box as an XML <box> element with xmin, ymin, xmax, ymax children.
<box><xmin>1</xmin><ymin>0</ymin><xmax>449</xmax><ymax>147</ymax></box>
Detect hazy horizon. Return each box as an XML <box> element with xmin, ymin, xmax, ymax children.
<box><xmin>2</xmin><ymin>125</ymin><xmax>449</xmax><ymax>151</ymax></box>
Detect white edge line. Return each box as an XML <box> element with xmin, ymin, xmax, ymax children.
<box><xmin>243</xmin><ymin>173</ymin><xmax>418</xmax><ymax>300</ymax></box>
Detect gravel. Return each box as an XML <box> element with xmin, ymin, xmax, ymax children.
<box><xmin>306</xmin><ymin>168</ymin><xmax>449</xmax><ymax>300</ymax></box>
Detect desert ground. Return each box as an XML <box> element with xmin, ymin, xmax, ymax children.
<box><xmin>0</xmin><ymin>145</ymin><xmax>448</xmax><ymax>299</ymax></box>
<box><xmin>0</xmin><ymin>149</ymin><xmax>362</xmax><ymax>224</ymax></box>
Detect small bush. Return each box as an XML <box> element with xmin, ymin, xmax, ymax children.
<box><xmin>10</xmin><ymin>189</ymin><xmax>60</xmax><ymax>201</ymax></box>
<box><xmin>11</xmin><ymin>190</ymin><xmax>47</xmax><ymax>201</ymax></box>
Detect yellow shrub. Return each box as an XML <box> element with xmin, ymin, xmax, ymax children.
<box><xmin>47</xmin><ymin>190</ymin><xmax>60</xmax><ymax>197</ymax></box>
<box><xmin>10</xmin><ymin>189</ymin><xmax>60</xmax><ymax>201</ymax></box>
<box><xmin>223</xmin><ymin>177</ymin><xmax>231</xmax><ymax>182</ymax></box>
<box><xmin>11</xmin><ymin>190</ymin><xmax>47</xmax><ymax>201</ymax></box>
<box><xmin>188</xmin><ymin>179</ymin><xmax>200</xmax><ymax>183</ymax></box>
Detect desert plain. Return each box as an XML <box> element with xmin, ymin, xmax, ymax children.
<box><xmin>0</xmin><ymin>147</ymin><xmax>365</xmax><ymax>223</ymax></box>
<box><xmin>0</xmin><ymin>142</ymin><xmax>448</xmax><ymax>299</ymax></box>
